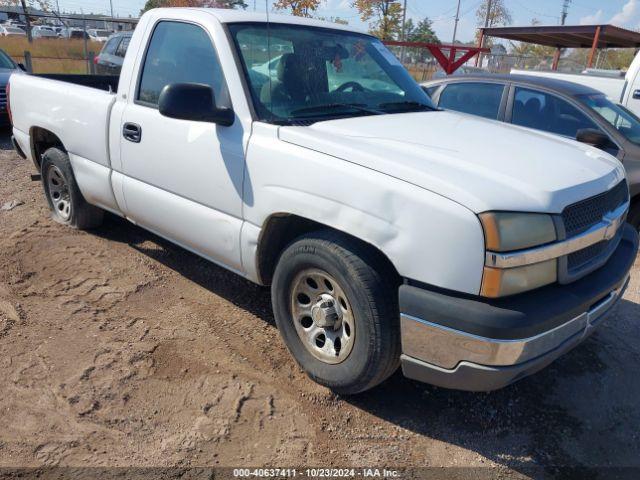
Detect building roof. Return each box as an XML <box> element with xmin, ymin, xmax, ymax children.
<box><xmin>423</xmin><ymin>73</ymin><xmax>603</xmax><ymax>97</ymax></box>
<box><xmin>480</xmin><ymin>24</ymin><xmax>640</xmax><ymax>49</ymax></box>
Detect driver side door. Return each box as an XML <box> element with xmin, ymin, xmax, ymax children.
<box><xmin>119</xmin><ymin>20</ymin><xmax>246</xmax><ymax>272</ymax></box>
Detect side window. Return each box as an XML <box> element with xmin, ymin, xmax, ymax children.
<box><xmin>423</xmin><ymin>86</ymin><xmax>439</xmax><ymax>98</ymax></box>
<box><xmin>102</xmin><ymin>37</ymin><xmax>120</xmax><ymax>56</ymax></box>
<box><xmin>115</xmin><ymin>36</ymin><xmax>130</xmax><ymax>58</ymax></box>
<box><xmin>438</xmin><ymin>82</ymin><xmax>504</xmax><ymax>120</ymax></box>
<box><xmin>512</xmin><ymin>87</ymin><xmax>599</xmax><ymax>138</ymax></box>
<box><xmin>137</xmin><ymin>21</ymin><xmax>229</xmax><ymax>108</ymax></box>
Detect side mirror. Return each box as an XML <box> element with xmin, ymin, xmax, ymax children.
<box><xmin>158</xmin><ymin>83</ymin><xmax>234</xmax><ymax>126</ymax></box>
<box><xmin>17</xmin><ymin>63</ymin><xmax>26</xmax><ymax>72</ymax></box>
<box><xmin>576</xmin><ymin>128</ymin><xmax>611</xmax><ymax>149</ymax></box>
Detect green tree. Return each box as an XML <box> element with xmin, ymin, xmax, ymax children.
<box><xmin>274</xmin><ymin>0</ymin><xmax>322</xmax><ymax>17</ymax></box>
<box><xmin>352</xmin><ymin>0</ymin><xmax>403</xmax><ymax>41</ymax></box>
<box><xmin>406</xmin><ymin>17</ymin><xmax>439</xmax><ymax>44</ymax></box>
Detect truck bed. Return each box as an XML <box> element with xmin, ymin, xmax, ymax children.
<box><xmin>35</xmin><ymin>74</ymin><xmax>120</xmax><ymax>93</ymax></box>
<box><xmin>10</xmin><ymin>73</ymin><xmax>118</xmax><ymax>170</ymax></box>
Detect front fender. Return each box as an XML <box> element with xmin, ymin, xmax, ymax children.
<box><xmin>243</xmin><ymin>125</ymin><xmax>486</xmax><ymax>295</ymax></box>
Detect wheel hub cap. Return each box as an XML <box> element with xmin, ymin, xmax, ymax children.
<box><xmin>290</xmin><ymin>269</ymin><xmax>355</xmax><ymax>364</ymax></box>
<box><xmin>46</xmin><ymin>165</ymin><xmax>71</xmax><ymax>221</ymax></box>
<box><xmin>311</xmin><ymin>294</ymin><xmax>342</xmax><ymax>329</ymax></box>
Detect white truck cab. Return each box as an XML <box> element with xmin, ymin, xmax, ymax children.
<box><xmin>9</xmin><ymin>8</ymin><xmax>638</xmax><ymax>394</ymax></box>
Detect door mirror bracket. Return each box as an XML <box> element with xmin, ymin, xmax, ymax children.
<box><xmin>158</xmin><ymin>83</ymin><xmax>234</xmax><ymax>126</ymax></box>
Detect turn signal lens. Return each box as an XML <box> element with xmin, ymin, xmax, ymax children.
<box><xmin>480</xmin><ymin>260</ymin><xmax>557</xmax><ymax>298</ymax></box>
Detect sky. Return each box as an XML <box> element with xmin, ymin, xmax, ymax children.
<box><xmin>53</xmin><ymin>0</ymin><xmax>640</xmax><ymax>43</ymax></box>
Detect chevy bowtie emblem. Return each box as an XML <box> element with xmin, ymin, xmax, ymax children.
<box><xmin>602</xmin><ymin>211</ymin><xmax>620</xmax><ymax>241</ymax></box>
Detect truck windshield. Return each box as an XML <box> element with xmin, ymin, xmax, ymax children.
<box><xmin>579</xmin><ymin>93</ymin><xmax>640</xmax><ymax>146</ymax></box>
<box><xmin>228</xmin><ymin>22</ymin><xmax>435</xmax><ymax>124</ymax></box>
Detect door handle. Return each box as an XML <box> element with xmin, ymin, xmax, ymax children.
<box><xmin>123</xmin><ymin>122</ymin><xmax>142</xmax><ymax>143</ymax></box>
<box><xmin>633</xmin><ymin>89</ymin><xmax>640</xmax><ymax>100</ymax></box>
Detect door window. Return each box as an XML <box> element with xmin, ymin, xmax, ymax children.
<box><xmin>438</xmin><ymin>82</ymin><xmax>504</xmax><ymax>119</ymax></box>
<box><xmin>512</xmin><ymin>87</ymin><xmax>599</xmax><ymax>138</ymax></box>
<box><xmin>137</xmin><ymin>21</ymin><xmax>229</xmax><ymax>108</ymax></box>
<box><xmin>102</xmin><ymin>37</ymin><xmax>120</xmax><ymax>55</ymax></box>
<box><xmin>115</xmin><ymin>36</ymin><xmax>130</xmax><ymax>58</ymax></box>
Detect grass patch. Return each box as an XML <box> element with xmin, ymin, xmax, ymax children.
<box><xmin>0</xmin><ymin>37</ymin><xmax>102</xmax><ymax>73</ymax></box>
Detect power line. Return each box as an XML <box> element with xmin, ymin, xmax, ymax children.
<box><xmin>511</xmin><ymin>0</ymin><xmax>561</xmax><ymax>22</ymax></box>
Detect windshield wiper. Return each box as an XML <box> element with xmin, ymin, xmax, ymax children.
<box><xmin>290</xmin><ymin>103</ymin><xmax>384</xmax><ymax>117</ymax></box>
<box><xmin>377</xmin><ymin>101</ymin><xmax>437</xmax><ymax>112</ymax></box>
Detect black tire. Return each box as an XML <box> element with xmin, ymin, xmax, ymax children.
<box><xmin>41</xmin><ymin>147</ymin><xmax>104</xmax><ymax>230</ymax></box>
<box><xmin>271</xmin><ymin>230</ymin><xmax>400</xmax><ymax>395</ymax></box>
<box><xmin>629</xmin><ymin>202</ymin><xmax>640</xmax><ymax>231</ymax></box>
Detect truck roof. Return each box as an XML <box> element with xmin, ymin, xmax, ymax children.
<box><xmin>151</xmin><ymin>7</ymin><xmax>363</xmax><ymax>34</ymax></box>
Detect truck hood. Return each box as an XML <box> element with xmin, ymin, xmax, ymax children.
<box><xmin>279</xmin><ymin>111</ymin><xmax>626</xmax><ymax>213</ymax></box>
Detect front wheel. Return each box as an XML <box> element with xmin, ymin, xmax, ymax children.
<box><xmin>271</xmin><ymin>231</ymin><xmax>400</xmax><ymax>395</ymax></box>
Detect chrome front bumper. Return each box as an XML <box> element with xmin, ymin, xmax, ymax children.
<box><xmin>401</xmin><ymin>275</ymin><xmax>629</xmax><ymax>371</ymax></box>
<box><xmin>399</xmin><ymin>215</ymin><xmax>638</xmax><ymax>392</ymax></box>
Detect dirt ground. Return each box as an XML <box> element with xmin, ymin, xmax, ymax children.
<box><xmin>1</xmin><ymin>127</ymin><xmax>639</xmax><ymax>478</ymax></box>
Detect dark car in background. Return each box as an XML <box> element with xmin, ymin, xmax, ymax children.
<box><xmin>0</xmin><ymin>48</ymin><xmax>24</xmax><ymax>126</ymax></box>
<box><xmin>422</xmin><ymin>74</ymin><xmax>640</xmax><ymax>229</ymax></box>
<box><xmin>94</xmin><ymin>32</ymin><xmax>132</xmax><ymax>75</ymax></box>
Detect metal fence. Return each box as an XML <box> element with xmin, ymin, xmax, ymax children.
<box><xmin>0</xmin><ymin>10</ymin><xmax>137</xmax><ymax>74</ymax></box>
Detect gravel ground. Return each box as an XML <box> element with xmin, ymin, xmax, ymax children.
<box><xmin>0</xmin><ymin>128</ymin><xmax>639</xmax><ymax>478</ymax></box>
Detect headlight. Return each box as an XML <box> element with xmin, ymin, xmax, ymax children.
<box><xmin>479</xmin><ymin>212</ymin><xmax>558</xmax><ymax>297</ymax></box>
<box><xmin>479</xmin><ymin>212</ymin><xmax>557</xmax><ymax>252</ymax></box>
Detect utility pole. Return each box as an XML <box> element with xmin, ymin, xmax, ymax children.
<box><xmin>561</xmin><ymin>0</ymin><xmax>571</xmax><ymax>25</ymax></box>
<box><xmin>55</xmin><ymin>0</ymin><xmax>61</xmax><ymax>14</ymax></box>
<box><xmin>19</xmin><ymin>0</ymin><xmax>33</xmax><ymax>43</ymax></box>
<box><xmin>483</xmin><ymin>0</ymin><xmax>494</xmax><ymax>30</ymax></box>
<box><xmin>476</xmin><ymin>0</ymin><xmax>493</xmax><ymax>67</ymax></box>
<box><xmin>452</xmin><ymin>0</ymin><xmax>462</xmax><ymax>44</ymax></box>
<box><xmin>400</xmin><ymin>0</ymin><xmax>408</xmax><ymax>63</ymax></box>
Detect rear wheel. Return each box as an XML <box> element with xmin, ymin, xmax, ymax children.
<box><xmin>271</xmin><ymin>230</ymin><xmax>400</xmax><ymax>395</ymax></box>
<box><xmin>41</xmin><ymin>147</ymin><xmax>103</xmax><ymax>230</ymax></box>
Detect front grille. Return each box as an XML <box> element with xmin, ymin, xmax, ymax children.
<box><xmin>560</xmin><ymin>180</ymin><xmax>629</xmax><ymax>280</ymax></box>
<box><xmin>561</xmin><ymin>180</ymin><xmax>628</xmax><ymax>238</ymax></box>
<box><xmin>567</xmin><ymin>241</ymin><xmax>608</xmax><ymax>271</ymax></box>
<box><xmin>0</xmin><ymin>87</ymin><xmax>6</xmax><ymax>109</ymax></box>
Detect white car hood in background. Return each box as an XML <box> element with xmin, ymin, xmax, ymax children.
<box><xmin>279</xmin><ymin>111</ymin><xmax>626</xmax><ymax>213</ymax></box>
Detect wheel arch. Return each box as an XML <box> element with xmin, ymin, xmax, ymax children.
<box><xmin>29</xmin><ymin>126</ymin><xmax>66</xmax><ymax>170</ymax></box>
<box><xmin>255</xmin><ymin>213</ymin><xmax>400</xmax><ymax>286</ymax></box>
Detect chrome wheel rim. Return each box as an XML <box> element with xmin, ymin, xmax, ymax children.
<box><xmin>47</xmin><ymin>165</ymin><xmax>71</xmax><ymax>221</ymax></box>
<box><xmin>290</xmin><ymin>268</ymin><xmax>355</xmax><ymax>364</ymax></box>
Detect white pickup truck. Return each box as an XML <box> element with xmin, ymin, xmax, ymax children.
<box><xmin>9</xmin><ymin>8</ymin><xmax>639</xmax><ymax>394</ymax></box>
